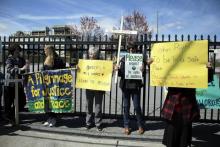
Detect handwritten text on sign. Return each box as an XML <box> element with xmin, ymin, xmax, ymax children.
<box><xmin>125</xmin><ymin>53</ymin><xmax>143</xmax><ymax>79</ymax></box>
<box><xmin>76</xmin><ymin>59</ymin><xmax>113</xmax><ymax>91</ymax></box>
<box><xmin>150</xmin><ymin>40</ymin><xmax>208</xmax><ymax>88</ymax></box>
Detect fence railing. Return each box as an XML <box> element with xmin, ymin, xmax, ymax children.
<box><xmin>0</xmin><ymin>34</ymin><xmax>220</xmax><ymax>122</ymax></box>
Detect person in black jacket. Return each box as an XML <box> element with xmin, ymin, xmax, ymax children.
<box><xmin>42</xmin><ymin>45</ymin><xmax>65</xmax><ymax>127</ymax></box>
<box><xmin>5</xmin><ymin>44</ymin><xmax>29</xmax><ymax>121</ymax></box>
<box><xmin>115</xmin><ymin>42</ymin><xmax>153</xmax><ymax>135</ymax></box>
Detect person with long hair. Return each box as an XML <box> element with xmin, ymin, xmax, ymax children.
<box><xmin>42</xmin><ymin>45</ymin><xmax>65</xmax><ymax>127</ymax></box>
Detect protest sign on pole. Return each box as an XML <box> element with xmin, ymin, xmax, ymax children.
<box><xmin>110</xmin><ymin>16</ymin><xmax>137</xmax><ymax>83</ymax></box>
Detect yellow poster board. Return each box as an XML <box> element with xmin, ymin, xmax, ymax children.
<box><xmin>76</xmin><ymin>59</ymin><xmax>113</xmax><ymax>91</ymax></box>
<box><xmin>150</xmin><ymin>40</ymin><xmax>208</xmax><ymax>88</ymax></box>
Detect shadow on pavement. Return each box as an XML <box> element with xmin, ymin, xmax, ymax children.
<box><xmin>2</xmin><ymin>112</ymin><xmax>220</xmax><ymax>147</ymax></box>
<box><xmin>0</xmin><ymin>119</ymin><xmax>30</xmax><ymax>136</ymax></box>
<box><xmin>192</xmin><ymin>123</ymin><xmax>220</xmax><ymax>147</ymax></box>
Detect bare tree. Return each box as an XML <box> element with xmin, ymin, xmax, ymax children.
<box><xmin>112</xmin><ymin>10</ymin><xmax>151</xmax><ymax>42</ymax></box>
<box><xmin>69</xmin><ymin>25</ymin><xmax>81</xmax><ymax>36</ymax></box>
<box><xmin>124</xmin><ymin>10</ymin><xmax>151</xmax><ymax>35</ymax></box>
<box><xmin>80</xmin><ymin>16</ymin><xmax>104</xmax><ymax>38</ymax></box>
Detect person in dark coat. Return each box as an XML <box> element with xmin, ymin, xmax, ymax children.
<box><xmin>5</xmin><ymin>44</ymin><xmax>29</xmax><ymax>121</ymax></box>
<box><xmin>115</xmin><ymin>42</ymin><xmax>153</xmax><ymax>135</ymax></box>
<box><xmin>162</xmin><ymin>63</ymin><xmax>212</xmax><ymax>147</ymax></box>
<box><xmin>162</xmin><ymin>88</ymin><xmax>200</xmax><ymax>147</ymax></box>
<box><xmin>42</xmin><ymin>45</ymin><xmax>66</xmax><ymax>127</ymax></box>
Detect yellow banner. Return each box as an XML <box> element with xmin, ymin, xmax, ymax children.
<box><xmin>76</xmin><ymin>59</ymin><xmax>113</xmax><ymax>91</ymax></box>
<box><xmin>150</xmin><ymin>40</ymin><xmax>208</xmax><ymax>88</ymax></box>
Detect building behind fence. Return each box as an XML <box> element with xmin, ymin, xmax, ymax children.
<box><xmin>0</xmin><ymin>34</ymin><xmax>220</xmax><ymax>122</ymax></box>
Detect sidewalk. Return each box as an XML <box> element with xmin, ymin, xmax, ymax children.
<box><xmin>0</xmin><ymin>112</ymin><xmax>220</xmax><ymax>147</ymax></box>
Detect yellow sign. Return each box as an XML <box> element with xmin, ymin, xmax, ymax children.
<box><xmin>76</xmin><ymin>59</ymin><xmax>113</xmax><ymax>91</ymax></box>
<box><xmin>150</xmin><ymin>40</ymin><xmax>208</xmax><ymax>88</ymax></box>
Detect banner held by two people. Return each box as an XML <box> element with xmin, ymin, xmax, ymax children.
<box><xmin>23</xmin><ymin>69</ymin><xmax>74</xmax><ymax>113</ymax></box>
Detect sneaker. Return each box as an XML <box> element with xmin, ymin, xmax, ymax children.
<box><xmin>96</xmin><ymin>125</ymin><xmax>103</xmax><ymax>131</ymax></box>
<box><xmin>43</xmin><ymin>121</ymin><xmax>49</xmax><ymax>126</ymax></box>
<box><xmin>49</xmin><ymin>118</ymin><xmax>56</xmax><ymax>127</ymax></box>
<box><xmin>137</xmin><ymin>127</ymin><xmax>144</xmax><ymax>135</ymax></box>
<box><xmin>85</xmin><ymin>124</ymin><xmax>92</xmax><ymax>130</ymax></box>
<box><xmin>43</xmin><ymin>118</ymin><xmax>51</xmax><ymax>126</ymax></box>
<box><xmin>124</xmin><ymin>128</ymin><xmax>131</xmax><ymax>135</ymax></box>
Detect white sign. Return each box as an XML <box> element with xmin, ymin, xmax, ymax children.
<box><xmin>125</xmin><ymin>53</ymin><xmax>143</xmax><ymax>79</ymax></box>
<box><xmin>111</xmin><ymin>30</ymin><xmax>137</xmax><ymax>35</ymax></box>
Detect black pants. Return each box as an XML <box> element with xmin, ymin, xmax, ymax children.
<box><xmin>44</xmin><ymin>99</ymin><xmax>57</xmax><ymax>122</ymax></box>
<box><xmin>4</xmin><ymin>86</ymin><xmax>26</xmax><ymax>118</ymax></box>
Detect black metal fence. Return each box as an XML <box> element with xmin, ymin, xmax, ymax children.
<box><xmin>0</xmin><ymin>34</ymin><xmax>220</xmax><ymax>122</ymax></box>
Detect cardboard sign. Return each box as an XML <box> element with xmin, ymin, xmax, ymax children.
<box><xmin>150</xmin><ymin>40</ymin><xmax>208</xmax><ymax>88</ymax></box>
<box><xmin>76</xmin><ymin>59</ymin><xmax>113</xmax><ymax>91</ymax></box>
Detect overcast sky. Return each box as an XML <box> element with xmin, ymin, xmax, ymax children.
<box><xmin>0</xmin><ymin>0</ymin><xmax>220</xmax><ymax>38</ymax></box>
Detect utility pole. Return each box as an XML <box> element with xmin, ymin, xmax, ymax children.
<box><xmin>157</xmin><ymin>11</ymin><xmax>159</xmax><ymax>35</ymax></box>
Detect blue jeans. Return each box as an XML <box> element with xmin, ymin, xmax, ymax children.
<box><xmin>122</xmin><ymin>88</ymin><xmax>144</xmax><ymax>128</ymax></box>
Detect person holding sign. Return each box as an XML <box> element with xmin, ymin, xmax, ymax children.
<box><xmin>42</xmin><ymin>45</ymin><xmax>66</xmax><ymax>127</ymax></box>
<box><xmin>115</xmin><ymin>42</ymin><xmax>153</xmax><ymax>135</ymax></box>
<box><xmin>5</xmin><ymin>44</ymin><xmax>29</xmax><ymax>121</ymax></box>
<box><xmin>82</xmin><ymin>46</ymin><xmax>105</xmax><ymax>131</ymax></box>
<box><xmin>161</xmin><ymin>63</ymin><xmax>212</xmax><ymax>147</ymax></box>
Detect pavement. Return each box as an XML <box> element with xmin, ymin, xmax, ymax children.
<box><xmin>0</xmin><ymin>112</ymin><xmax>220</xmax><ymax>147</ymax></box>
